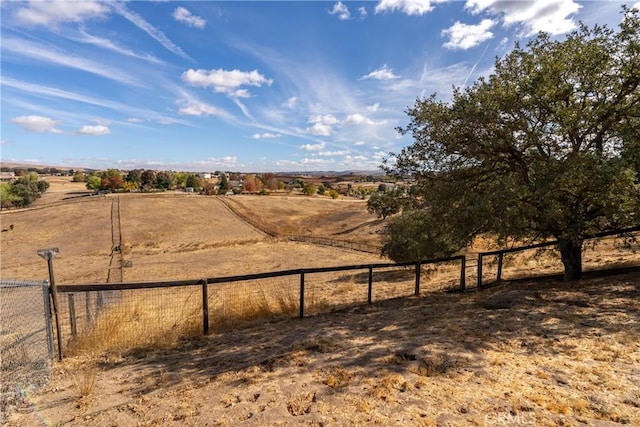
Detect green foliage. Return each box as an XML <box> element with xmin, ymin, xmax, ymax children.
<box><xmin>217</xmin><ymin>174</ymin><xmax>229</xmax><ymax>194</ymax></box>
<box><xmin>155</xmin><ymin>171</ymin><xmax>174</xmax><ymax>190</ymax></box>
<box><xmin>0</xmin><ymin>173</ymin><xmax>50</xmax><ymax>208</ymax></box>
<box><xmin>367</xmin><ymin>189</ymin><xmax>407</xmax><ymax>220</ymax></box>
<box><xmin>185</xmin><ymin>174</ymin><xmax>201</xmax><ymax>192</ymax></box>
<box><xmin>381</xmin><ymin>210</ymin><xmax>469</xmax><ymax>262</ymax></box>
<box><xmin>86</xmin><ymin>175</ymin><xmax>102</xmax><ymax>190</ymax></box>
<box><xmin>302</xmin><ymin>182</ymin><xmax>317</xmax><ymax>196</ymax></box>
<box><xmin>329</xmin><ymin>190</ymin><xmax>339</xmax><ymax>199</ymax></box>
<box><xmin>383</xmin><ymin>8</ymin><xmax>640</xmax><ymax>279</ymax></box>
<box><xmin>317</xmin><ymin>185</ymin><xmax>326</xmax><ymax>195</ymax></box>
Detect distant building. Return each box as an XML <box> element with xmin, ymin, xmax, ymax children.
<box><xmin>0</xmin><ymin>172</ymin><xmax>16</xmax><ymax>182</ymax></box>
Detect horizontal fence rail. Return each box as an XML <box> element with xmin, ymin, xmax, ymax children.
<box><xmin>27</xmin><ymin>226</ymin><xmax>639</xmax><ymax>361</ymax></box>
<box><xmin>477</xmin><ymin>226</ymin><xmax>640</xmax><ymax>287</ymax></box>
<box><xmin>54</xmin><ymin>256</ymin><xmax>466</xmax><ymax>355</ymax></box>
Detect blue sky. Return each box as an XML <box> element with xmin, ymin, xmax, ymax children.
<box><xmin>1</xmin><ymin>1</ymin><xmax>635</xmax><ymax>172</ymax></box>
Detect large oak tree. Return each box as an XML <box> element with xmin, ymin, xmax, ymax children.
<box><xmin>383</xmin><ymin>7</ymin><xmax>640</xmax><ymax>280</ymax></box>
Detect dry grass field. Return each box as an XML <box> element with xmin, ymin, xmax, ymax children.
<box><xmin>2</xmin><ymin>176</ymin><xmax>640</xmax><ymax>426</ymax></box>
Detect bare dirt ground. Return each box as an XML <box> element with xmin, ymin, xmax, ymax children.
<box><xmin>5</xmin><ymin>272</ymin><xmax>640</xmax><ymax>426</ymax></box>
<box><xmin>2</xmin><ymin>177</ymin><xmax>640</xmax><ymax>426</ymax></box>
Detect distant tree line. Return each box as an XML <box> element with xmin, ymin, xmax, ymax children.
<box><xmin>77</xmin><ymin>169</ymin><xmax>354</xmax><ymax>198</ymax></box>
<box><xmin>0</xmin><ymin>173</ymin><xmax>50</xmax><ymax>209</ymax></box>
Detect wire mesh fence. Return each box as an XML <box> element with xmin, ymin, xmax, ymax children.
<box><xmin>0</xmin><ymin>280</ymin><xmax>53</xmax><ymax>424</ymax></box>
<box><xmin>57</xmin><ymin>285</ymin><xmax>202</xmax><ymax>356</ymax></box>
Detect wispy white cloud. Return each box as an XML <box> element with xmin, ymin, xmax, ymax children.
<box><xmin>329</xmin><ymin>2</ymin><xmax>351</xmax><ymax>20</ymax></box>
<box><xmin>72</xmin><ymin>29</ymin><xmax>164</xmax><ymax>64</ymax></box>
<box><xmin>127</xmin><ymin>117</ymin><xmax>143</xmax><ymax>123</ymax></box>
<box><xmin>12</xmin><ymin>0</ymin><xmax>109</xmax><ymax>26</ymax></box>
<box><xmin>300</xmin><ymin>142</ymin><xmax>327</xmax><ymax>151</ymax></box>
<box><xmin>77</xmin><ymin>124</ymin><xmax>110</xmax><ymax>135</ymax></box>
<box><xmin>375</xmin><ymin>0</ymin><xmax>440</xmax><ymax>16</ymax></box>
<box><xmin>360</xmin><ymin>65</ymin><xmax>399</xmax><ymax>81</ymax></box>
<box><xmin>173</xmin><ymin>7</ymin><xmax>207</xmax><ymax>29</ymax></box>
<box><xmin>465</xmin><ymin>0</ymin><xmax>581</xmax><ymax>35</ymax></box>
<box><xmin>252</xmin><ymin>132</ymin><xmax>281</xmax><ymax>139</ymax></box>
<box><xmin>2</xmin><ymin>38</ymin><xmax>144</xmax><ymax>87</ymax></box>
<box><xmin>359</xmin><ymin>7</ymin><xmax>368</xmax><ymax>18</ymax></box>
<box><xmin>11</xmin><ymin>115</ymin><xmax>63</xmax><ymax>133</ymax></box>
<box><xmin>192</xmin><ymin>156</ymin><xmax>240</xmax><ymax>169</ymax></box>
<box><xmin>318</xmin><ymin>150</ymin><xmax>350</xmax><ymax>156</ymax></box>
<box><xmin>110</xmin><ymin>2</ymin><xmax>193</xmax><ymax>61</ymax></box>
<box><xmin>182</xmin><ymin>68</ymin><xmax>273</xmax><ymax>98</ymax></box>
<box><xmin>442</xmin><ymin>19</ymin><xmax>495</xmax><ymax>50</ymax></box>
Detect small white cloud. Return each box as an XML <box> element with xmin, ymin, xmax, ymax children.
<box><xmin>284</xmin><ymin>96</ymin><xmax>298</xmax><ymax>109</ymax></box>
<box><xmin>77</xmin><ymin>124</ymin><xmax>110</xmax><ymax>135</ymax></box>
<box><xmin>173</xmin><ymin>6</ymin><xmax>206</xmax><ymax>29</ymax></box>
<box><xmin>182</xmin><ymin>68</ymin><xmax>273</xmax><ymax>98</ymax></box>
<box><xmin>375</xmin><ymin>0</ymin><xmax>437</xmax><ymax>16</ymax></box>
<box><xmin>354</xmin><ymin>141</ymin><xmax>366</xmax><ymax>146</ymax></box>
<box><xmin>306</xmin><ymin>114</ymin><xmax>339</xmax><ymax>136</ymax></box>
<box><xmin>359</xmin><ymin>6</ymin><xmax>368</xmax><ymax>18</ymax></box>
<box><xmin>252</xmin><ymin>132</ymin><xmax>280</xmax><ymax>139</ymax></box>
<box><xmin>156</xmin><ymin>117</ymin><xmax>177</xmax><ymax>125</ymax></box>
<box><xmin>178</xmin><ymin>100</ymin><xmax>229</xmax><ymax>118</ymax></box>
<box><xmin>367</xmin><ymin>103</ymin><xmax>380</xmax><ymax>112</ymax></box>
<box><xmin>360</xmin><ymin>65</ymin><xmax>399</xmax><ymax>80</ymax></box>
<box><xmin>127</xmin><ymin>117</ymin><xmax>143</xmax><ymax>123</ymax></box>
<box><xmin>329</xmin><ymin>1</ymin><xmax>351</xmax><ymax>20</ymax></box>
<box><xmin>11</xmin><ymin>115</ymin><xmax>62</xmax><ymax>133</ymax></box>
<box><xmin>300</xmin><ymin>142</ymin><xmax>327</xmax><ymax>151</ymax></box>
<box><xmin>633</xmin><ymin>2</ymin><xmax>640</xmax><ymax>10</ymax></box>
<box><xmin>346</xmin><ymin>114</ymin><xmax>386</xmax><ymax>126</ymax></box>
<box><xmin>442</xmin><ymin>19</ymin><xmax>495</xmax><ymax>50</ymax></box>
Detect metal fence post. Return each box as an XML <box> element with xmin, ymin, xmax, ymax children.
<box><xmin>37</xmin><ymin>248</ymin><xmax>63</xmax><ymax>361</ymax></box>
<box><xmin>299</xmin><ymin>271</ymin><xmax>305</xmax><ymax>318</ymax></box>
<box><xmin>477</xmin><ymin>254</ymin><xmax>483</xmax><ymax>289</ymax></box>
<box><xmin>460</xmin><ymin>256</ymin><xmax>466</xmax><ymax>292</ymax></box>
<box><xmin>496</xmin><ymin>253</ymin><xmax>504</xmax><ymax>282</ymax></box>
<box><xmin>201</xmin><ymin>279</ymin><xmax>209</xmax><ymax>335</ymax></box>
<box><xmin>68</xmin><ymin>294</ymin><xmax>77</xmax><ymax>338</ymax></box>
<box><xmin>414</xmin><ymin>263</ymin><xmax>421</xmax><ymax>296</ymax></box>
<box><xmin>368</xmin><ymin>265</ymin><xmax>373</xmax><ymax>304</ymax></box>
<box><xmin>41</xmin><ymin>282</ymin><xmax>54</xmax><ymax>360</ymax></box>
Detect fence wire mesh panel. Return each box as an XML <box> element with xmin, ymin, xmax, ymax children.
<box><xmin>304</xmin><ymin>269</ymin><xmax>370</xmax><ymax>316</ymax></box>
<box><xmin>58</xmin><ymin>286</ymin><xmax>202</xmax><ymax>355</ymax></box>
<box><xmin>371</xmin><ymin>266</ymin><xmax>416</xmax><ymax>301</ymax></box>
<box><xmin>207</xmin><ymin>276</ymin><xmax>298</xmax><ymax>333</ymax></box>
<box><xmin>0</xmin><ymin>280</ymin><xmax>52</xmax><ymax>424</ymax></box>
<box><xmin>582</xmin><ymin>232</ymin><xmax>640</xmax><ymax>270</ymax></box>
<box><xmin>418</xmin><ymin>260</ymin><xmax>465</xmax><ymax>296</ymax></box>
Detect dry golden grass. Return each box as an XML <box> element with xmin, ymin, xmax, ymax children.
<box><xmin>5</xmin><ymin>272</ymin><xmax>640</xmax><ymax>426</ymax></box>
<box><xmin>3</xmin><ymin>177</ymin><xmax>640</xmax><ymax>426</ymax></box>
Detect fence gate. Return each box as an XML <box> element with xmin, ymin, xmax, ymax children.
<box><xmin>0</xmin><ymin>280</ymin><xmax>53</xmax><ymax>424</ymax></box>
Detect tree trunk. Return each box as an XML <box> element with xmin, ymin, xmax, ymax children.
<box><xmin>558</xmin><ymin>238</ymin><xmax>583</xmax><ymax>281</ymax></box>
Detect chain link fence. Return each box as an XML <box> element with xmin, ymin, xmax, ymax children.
<box><xmin>0</xmin><ymin>280</ymin><xmax>53</xmax><ymax>424</ymax></box>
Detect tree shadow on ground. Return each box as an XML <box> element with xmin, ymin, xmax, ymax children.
<box><xmin>115</xmin><ymin>269</ymin><xmax>640</xmax><ymax>396</ymax></box>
